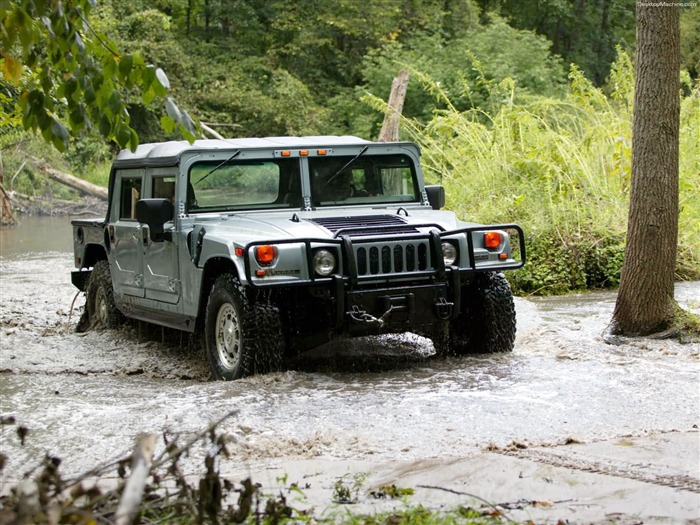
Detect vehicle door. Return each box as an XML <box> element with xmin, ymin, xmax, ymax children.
<box><xmin>141</xmin><ymin>170</ymin><xmax>181</xmax><ymax>305</ymax></box>
<box><xmin>109</xmin><ymin>169</ymin><xmax>145</xmax><ymax>297</ymax></box>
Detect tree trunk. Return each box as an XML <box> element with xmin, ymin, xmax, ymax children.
<box><xmin>378</xmin><ymin>69</ymin><xmax>410</xmax><ymax>143</ymax></box>
<box><xmin>611</xmin><ymin>4</ymin><xmax>680</xmax><ymax>336</ymax></box>
<box><xmin>0</xmin><ymin>155</ymin><xmax>16</xmax><ymax>225</ymax></box>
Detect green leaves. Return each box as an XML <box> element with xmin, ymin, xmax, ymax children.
<box><xmin>1</xmin><ymin>0</ymin><xmax>198</xmax><ymax>151</ymax></box>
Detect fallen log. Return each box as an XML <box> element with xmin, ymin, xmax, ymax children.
<box><xmin>29</xmin><ymin>157</ymin><xmax>108</xmax><ymax>200</ymax></box>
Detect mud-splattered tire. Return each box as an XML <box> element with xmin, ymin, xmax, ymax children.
<box><xmin>84</xmin><ymin>260</ymin><xmax>124</xmax><ymax>330</ymax></box>
<box><xmin>204</xmin><ymin>274</ymin><xmax>283</xmax><ymax>380</ymax></box>
<box><xmin>449</xmin><ymin>272</ymin><xmax>516</xmax><ymax>354</ymax></box>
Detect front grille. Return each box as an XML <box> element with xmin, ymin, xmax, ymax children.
<box><xmin>354</xmin><ymin>240</ymin><xmax>432</xmax><ymax>276</ymax></box>
<box><xmin>310</xmin><ymin>215</ymin><xmax>437</xmax><ymax>278</ymax></box>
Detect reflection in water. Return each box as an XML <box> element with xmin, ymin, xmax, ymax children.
<box><xmin>0</xmin><ymin>215</ymin><xmax>74</xmax><ymax>257</ymax></box>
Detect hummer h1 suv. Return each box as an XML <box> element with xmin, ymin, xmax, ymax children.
<box><xmin>71</xmin><ymin>136</ymin><xmax>525</xmax><ymax>380</ymax></box>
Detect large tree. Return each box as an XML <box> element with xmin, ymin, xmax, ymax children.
<box><xmin>611</xmin><ymin>5</ymin><xmax>680</xmax><ymax>336</ymax></box>
<box><xmin>1</xmin><ymin>0</ymin><xmax>196</xmax><ymax>151</ymax></box>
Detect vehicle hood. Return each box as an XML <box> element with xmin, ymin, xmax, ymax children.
<box><xmin>193</xmin><ymin>207</ymin><xmax>473</xmax><ymax>246</ymax></box>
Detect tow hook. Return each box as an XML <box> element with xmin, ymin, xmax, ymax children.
<box><xmin>348</xmin><ymin>305</ymin><xmax>394</xmax><ymax>328</ymax></box>
<box><xmin>435</xmin><ymin>298</ymin><xmax>453</xmax><ymax>320</ymax></box>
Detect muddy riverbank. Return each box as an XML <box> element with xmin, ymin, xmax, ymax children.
<box><xmin>1</xmin><ymin>216</ymin><xmax>698</xmax><ymax>523</ymax></box>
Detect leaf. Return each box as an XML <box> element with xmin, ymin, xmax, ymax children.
<box><xmin>151</xmin><ymin>68</ymin><xmax>170</xmax><ymax>97</ymax></box>
<box><xmin>165</xmin><ymin>97</ymin><xmax>182</xmax><ymax>123</ymax></box>
<box><xmin>115</xmin><ymin>123</ymin><xmax>131</xmax><ymax>149</ymax></box>
<box><xmin>108</xmin><ymin>89</ymin><xmax>122</xmax><ymax>115</ymax></box>
<box><xmin>119</xmin><ymin>54</ymin><xmax>133</xmax><ymax>79</ymax></box>
<box><xmin>64</xmin><ymin>76</ymin><xmax>79</xmax><ymax>101</ymax></box>
<box><xmin>142</xmin><ymin>86</ymin><xmax>156</xmax><ymax>105</ymax></box>
<box><xmin>69</xmin><ymin>104</ymin><xmax>86</xmax><ymax>131</ymax></box>
<box><xmin>51</xmin><ymin>119</ymin><xmax>69</xmax><ymax>151</ymax></box>
<box><xmin>98</xmin><ymin>115</ymin><xmax>111</xmax><ymax>137</ymax></box>
<box><xmin>128</xmin><ymin>128</ymin><xmax>139</xmax><ymax>152</ymax></box>
<box><xmin>180</xmin><ymin>110</ymin><xmax>198</xmax><ymax>141</ymax></box>
<box><xmin>2</xmin><ymin>53</ymin><xmax>23</xmax><ymax>85</ymax></box>
<box><xmin>160</xmin><ymin>115</ymin><xmax>176</xmax><ymax>134</ymax></box>
<box><xmin>155</xmin><ymin>67</ymin><xmax>170</xmax><ymax>90</ymax></box>
<box><xmin>74</xmin><ymin>32</ymin><xmax>85</xmax><ymax>55</ymax></box>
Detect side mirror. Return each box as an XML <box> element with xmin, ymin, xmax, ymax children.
<box><xmin>135</xmin><ymin>198</ymin><xmax>174</xmax><ymax>242</ymax></box>
<box><xmin>425</xmin><ymin>185</ymin><xmax>445</xmax><ymax>210</ymax></box>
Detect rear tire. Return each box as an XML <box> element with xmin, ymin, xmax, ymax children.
<box><xmin>84</xmin><ymin>260</ymin><xmax>124</xmax><ymax>330</ymax></box>
<box><xmin>449</xmin><ymin>272</ymin><xmax>516</xmax><ymax>354</ymax></box>
<box><xmin>204</xmin><ymin>274</ymin><xmax>283</xmax><ymax>380</ymax></box>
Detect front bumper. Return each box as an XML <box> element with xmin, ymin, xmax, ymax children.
<box><xmin>243</xmin><ymin>224</ymin><xmax>525</xmax><ymax>332</ymax></box>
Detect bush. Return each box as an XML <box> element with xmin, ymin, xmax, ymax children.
<box><xmin>397</xmin><ymin>49</ymin><xmax>700</xmax><ymax>294</ymax></box>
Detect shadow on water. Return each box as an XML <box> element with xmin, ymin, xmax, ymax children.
<box><xmin>286</xmin><ymin>333</ymin><xmax>437</xmax><ymax>374</ymax></box>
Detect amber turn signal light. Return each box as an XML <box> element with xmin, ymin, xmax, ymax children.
<box><xmin>255</xmin><ymin>245</ymin><xmax>276</xmax><ymax>265</ymax></box>
<box><xmin>484</xmin><ymin>231</ymin><xmax>502</xmax><ymax>249</ymax></box>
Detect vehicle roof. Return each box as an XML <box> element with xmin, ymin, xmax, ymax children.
<box><xmin>114</xmin><ymin>136</ymin><xmax>418</xmax><ymax>167</ymax></box>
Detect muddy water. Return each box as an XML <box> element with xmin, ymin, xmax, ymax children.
<box><xmin>1</xmin><ymin>217</ymin><xmax>699</xmax><ymax>500</ymax></box>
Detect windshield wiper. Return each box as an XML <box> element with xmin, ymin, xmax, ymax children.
<box><xmin>327</xmin><ymin>145</ymin><xmax>369</xmax><ymax>184</ymax></box>
<box><xmin>195</xmin><ymin>150</ymin><xmax>241</xmax><ymax>185</ymax></box>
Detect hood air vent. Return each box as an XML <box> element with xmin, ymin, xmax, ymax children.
<box><xmin>310</xmin><ymin>215</ymin><xmax>419</xmax><ymax>237</ymax></box>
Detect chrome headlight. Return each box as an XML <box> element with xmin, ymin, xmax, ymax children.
<box><xmin>441</xmin><ymin>242</ymin><xmax>458</xmax><ymax>266</ymax></box>
<box><xmin>312</xmin><ymin>249</ymin><xmax>336</xmax><ymax>276</ymax></box>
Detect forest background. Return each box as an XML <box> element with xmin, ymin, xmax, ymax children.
<box><xmin>1</xmin><ymin>0</ymin><xmax>699</xmax><ymax>295</ymax></box>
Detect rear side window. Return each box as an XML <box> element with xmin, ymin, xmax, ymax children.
<box><xmin>119</xmin><ymin>177</ymin><xmax>142</xmax><ymax>219</ymax></box>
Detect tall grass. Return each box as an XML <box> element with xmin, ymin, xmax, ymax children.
<box><xmin>369</xmin><ymin>50</ymin><xmax>699</xmax><ymax>294</ymax></box>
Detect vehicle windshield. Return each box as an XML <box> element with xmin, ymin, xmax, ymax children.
<box><xmin>310</xmin><ymin>154</ymin><xmax>419</xmax><ymax>207</ymax></box>
<box><xmin>188</xmin><ymin>158</ymin><xmax>301</xmax><ymax>212</ymax></box>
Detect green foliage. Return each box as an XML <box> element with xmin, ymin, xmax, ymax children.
<box><xmin>1</xmin><ymin>134</ymin><xmax>76</xmax><ymax>199</ymax></box>
<box><xmin>510</xmin><ymin>233</ymin><xmax>626</xmax><ymax>295</ymax></box>
<box><xmin>357</xmin><ymin>19</ymin><xmax>567</xmax><ymax>134</ymax></box>
<box><xmin>0</xmin><ymin>0</ymin><xmax>197</xmax><ymax>151</ymax></box>
<box><xmin>680</xmin><ymin>7</ymin><xmax>700</xmax><ymax>78</ymax></box>
<box><xmin>405</xmin><ymin>49</ymin><xmax>700</xmax><ymax>294</ymax></box>
<box><xmin>332</xmin><ymin>473</ymin><xmax>367</xmax><ymax>504</ymax></box>
<box><xmin>475</xmin><ymin>0</ymin><xmax>637</xmax><ymax>85</ymax></box>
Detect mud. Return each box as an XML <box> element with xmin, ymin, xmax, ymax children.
<box><xmin>1</xmin><ymin>216</ymin><xmax>699</xmax><ymax>523</ymax></box>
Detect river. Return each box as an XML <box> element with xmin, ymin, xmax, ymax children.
<box><xmin>1</xmin><ymin>215</ymin><xmax>698</xmax><ymax>523</ymax></box>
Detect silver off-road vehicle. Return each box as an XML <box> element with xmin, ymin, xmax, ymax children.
<box><xmin>72</xmin><ymin>136</ymin><xmax>525</xmax><ymax>380</ymax></box>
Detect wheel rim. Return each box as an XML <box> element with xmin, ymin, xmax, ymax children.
<box><xmin>215</xmin><ymin>302</ymin><xmax>242</xmax><ymax>371</ymax></box>
<box><xmin>94</xmin><ymin>287</ymin><xmax>109</xmax><ymax>325</ymax></box>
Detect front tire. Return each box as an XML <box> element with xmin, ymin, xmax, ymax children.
<box><xmin>204</xmin><ymin>274</ymin><xmax>283</xmax><ymax>380</ymax></box>
<box><xmin>83</xmin><ymin>260</ymin><xmax>124</xmax><ymax>330</ymax></box>
<box><xmin>449</xmin><ymin>272</ymin><xmax>516</xmax><ymax>354</ymax></box>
